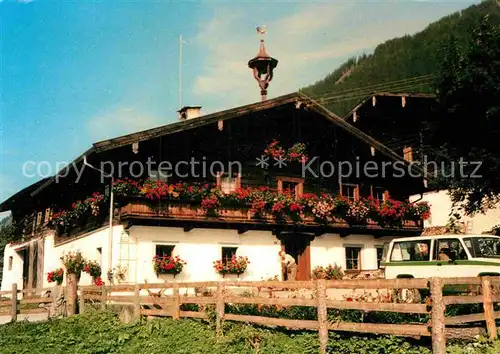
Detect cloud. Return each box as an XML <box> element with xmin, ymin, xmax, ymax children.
<box><xmin>192</xmin><ymin>2</ymin><xmax>468</xmax><ymax>112</ymax></box>
<box><xmin>86</xmin><ymin>107</ymin><xmax>164</xmax><ymax>141</ymax></box>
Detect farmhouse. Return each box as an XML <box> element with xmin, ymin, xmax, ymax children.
<box><xmin>0</xmin><ymin>40</ymin><xmax>431</xmax><ymax>292</ymax></box>
<box><xmin>0</xmin><ymin>90</ymin><xmax>432</xmax><ymax>292</ymax></box>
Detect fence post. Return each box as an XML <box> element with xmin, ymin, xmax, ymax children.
<box><xmin>316</xmin><ymin>279</ymin><xmax>328</xmax><ymax>354</ymax></box>
<box><xmin>101</xmin><ymin>285</ymin><xmax>107</xmax><ymax>310</ymax></box>
<box><xmin>67</xmin><ymin>273</ymin><xmax>78</xmax><ymax>316</ymax></box>
<box><xmin>11</xmin><ymin>283</ymin><xmax>17</xmax><ymax>322</ymax></box>
<box><xmin>430</xmin><ymin>277</ymin><xmax>445</xmax><ymax>354</ymax></box>
<box><xmin>78</xmin><ymin>287</ymin><xmax>85</xmax><ymax>314</ymax></box>
<box><xmin>172</xmin><ymin>283</ymin><xmax>180</xmax><ymax>320</ymax></box>
<box><xmin>133</xmin><ymin>284</ymin><xmax>141</xmax><ymax>321</ymax></box>
<box><xmin>216</xmin><ymin>282</ymin><xmax>225</xmax><ymax>339</ymax></box>
<box><xmin>481</xmin><ymin>276</ymin><xmax>497</xmax><ymax>340</ymax></box>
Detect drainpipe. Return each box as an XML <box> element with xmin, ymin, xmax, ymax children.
<box><xmin>83</xmin><ymin>156</ymin><xmax>114</xmax><ymax>281</ymax></box>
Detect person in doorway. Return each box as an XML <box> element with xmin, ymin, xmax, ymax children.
<box><xmin>278</xmin><ymin>250</ymin><xmax>297</xmax><ymax>281</ymax></box>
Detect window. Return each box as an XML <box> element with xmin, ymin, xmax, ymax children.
<box><xmin>403</xmin><ymin>146</ymin><xmax>413</xmax><ymax>162</ymax></box>
<box><xmin>372</xmin><ymin>187</ymin><xmax>386</xmax><ymax>204</ymax></box>
<box><xmin>222</xmin><ymin>247</ymin><xmax>238</xmax><ymax>265</ymax></box>
<box><xmin>345</xmin><ymin>246</ymin><xmax>362</xmax><ymax>270</ymax></box>
<box><xmin>150</xmin><ymin>169</ymin><xmax>168</xmax><ymax>182</ymax></box>
<box><xmin>433</xmin><ymin>238</ymin><xmax>468</xmax><ymax>261</ymax></box>
<box><xmin>277</xmin><ymin>177</ymin><xmax>303</xmax><ymax>198</ymax></box>
<box><xmin>156</xmin><ymin>245</ymin><xmax>175</xmax><ymax>258</ymax></box>
<box><xmin>463</xmin><ymin>237</ymin><xmax>500</xmax><ymax>258</ymax></box>
<box><xmin>376</xmin><ymin>245</ymin><xmax>385</xmax><ymax>268</ymax></box>
<box><xmin>390</xmin><ymin>240</ymin><xmax>431</xmax><ymax>262</ymax></box>
<box><xmin>341</xmin><ymin>184</ymin><xmax>359</xmax><ymax>201</ymax></box>
<box><xmin>221</xmin><ymin>176</ymin><xmax>238</xmax><ymax>194</ymax></box>
<box><xmin>8</xmin><ymin>256</ymin><xmax>13</xmax><ymax>271</ymax></box>
<box><xmin>217</xmin><ymin>173</ymin><xmax>240</xmax><ymax>194</ymax></box>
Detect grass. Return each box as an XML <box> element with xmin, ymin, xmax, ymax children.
<box><xmin>0</xmin><ymin>310</ymin><xmax>498</xmax><ymax>353</ymax></box>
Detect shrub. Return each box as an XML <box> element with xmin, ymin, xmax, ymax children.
<box><xmin>311</xmin><ymin>264</ymin><xmax>344</xmax><ymax>280</ymax></box>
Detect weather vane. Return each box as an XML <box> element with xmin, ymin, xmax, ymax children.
<box><xmin>256</xmin><ymin>25</ymin><xmax>267</xmax><ymax>38</ymax></box>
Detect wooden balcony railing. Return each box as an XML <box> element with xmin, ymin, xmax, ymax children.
<box><xmin>119</xmin><ymin>198</ymin><xmax>423</xmax><ymax>231</ymax></box>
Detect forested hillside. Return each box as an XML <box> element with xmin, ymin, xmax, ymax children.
<box><xmin>300</xmin><ymin>0</ymin><xmax>500</xmax><ymax>116</ymax></box>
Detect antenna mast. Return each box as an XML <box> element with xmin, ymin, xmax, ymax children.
<box><xmin>179</xmin><ymin>34</ymin><xmax>183</xmax><ymax>109</ymax></box>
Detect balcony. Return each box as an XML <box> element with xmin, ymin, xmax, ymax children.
<box><xmin>118</xmin><ymin>197</ymin><xmax>423</xmax><ymax>235</ymax></box>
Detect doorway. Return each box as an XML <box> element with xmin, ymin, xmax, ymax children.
<box><xmin>280</xmin><ymin>233</ymin><xmax>312</xmax><ymax>281</ymax></box>
<box><xmin>19</xmin><ymin>248</ymin><xmax>29</xmax><ymax>290</ymax></box>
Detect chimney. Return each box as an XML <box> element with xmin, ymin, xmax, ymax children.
<box><xmin>178</xmin><ymin>106</ymin><xmax>202</xmax><ymax>120</ymax></box>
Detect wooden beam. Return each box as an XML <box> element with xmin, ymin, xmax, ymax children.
<box><xmin>339</xmin><ymin>230</ymin><xmax>350</xmax><ymax>238</ymax></box>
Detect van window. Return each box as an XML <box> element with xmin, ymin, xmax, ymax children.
<box><xmin>463</xmin><ymin>237</ymin><xmax>500</xmax><ymax>258</ymax></box>
<box><xmin>433</xmin><ymin>238</ymin><xmax>468</xmax><ymax>261</ymax></box>
<box><xmin>390</xmin><ymin>240</ymin><xmax>431</xmax><ymax>262</ymax></box>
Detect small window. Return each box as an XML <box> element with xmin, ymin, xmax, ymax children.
<box><xmin>156</xmin><ymin>245</ymin><xmax>175</xmax><ymax>258</ymax></box>
<box><xmin>217</xmin><ymin>173</ymin><xmax>240</xmax><ymax>194</ymax></box>
<box><xmin>433</xmin><ymin>238</ymin><xmax>468</xmax><ymax>261</ymax></box>
<box><xmin>8</xmin><ymin>256</ymin><xmax>13</xmax><ymax>271</ymax></box>
<box><xmin>345</xmin><ymin>246</ymin><xmax>362</xmax><ymax>270</ymax></box>
<box><xmin>390</xmin><ymin>240</ymin><xmax>431</xmax><ymax>262</ymax></box>
<box><xmin>373</xmin><ymin>187</ymin><xmax>386</xmax><ymax>204</ymax></box>
<box><xmin>221</xmin><ymin>176</ymin><xmax>238</xmax><ymax>194</ymax></box>
<box><xmin>376</xmin><ymin>245</ymin><xmax>385</xmax><ymax>268</ymax></box>
<box><xmin>341</xmin><ymin>184</ymin><xmax>358</xmax><ymax>201</ymax></box>
<box><xmin>277</xmin><ymin>177</ymin><xmax>303</xmax><ymax>198</ymax></box>
<box><xmin>150</xmin><ymin>169</ymin><xmax>168</xmax><ymax>182</ymax></box>
<box><xmin>222</xmin><ymin>247</ymin><xmax>238</xmax><ymax>266</ymax></box>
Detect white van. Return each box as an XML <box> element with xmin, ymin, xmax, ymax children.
<box><xmin>381</xmin><ymin>234</ymin><xmax>500</xmax><ymax>279</ymax></box>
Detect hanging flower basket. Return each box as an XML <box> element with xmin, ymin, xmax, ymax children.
<box><xmin>287</xmin><ymin>142</ymin><xmax>308</xmax><ymax>163</ymax></box>
<box><xmin>264</xmin><ymin>139</ymin><xmax>286</xmax><ymax>159</ymax></box>
<box><xmin>61</xmin><ymin>251</ymin><xmax>86</xmax><ymax>276</ymax></box>
<box><xmin>83</xmin><ymin>260</ymin><xmax>102</xmax><ymax>279</ymax></box>
<box><xmin>47</xmin><ymin>268</ymin><xmax>64</xmax><ymax>285</ymax></box>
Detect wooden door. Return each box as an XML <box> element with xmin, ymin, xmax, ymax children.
<box><xmin>281</xmin><ymin>233</ymin><xmax>311</xmax><ymax>281</ymax></box>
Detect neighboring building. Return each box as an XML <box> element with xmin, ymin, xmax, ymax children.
<box><xmin>344</xmin><ymin>92</ymin><xmax>500</xmax><ymax>236</ymax></box>
<box><xmin>0</xmin><ymin>91</ymin><xmax>429</xmax><ymax>292</ymax></box>
<box><xmin>410</xmin><ymin>190</ymin><xmax>500</xmax><ymax>235</ymax></box>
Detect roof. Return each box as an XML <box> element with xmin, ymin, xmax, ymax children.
<box><xmin>343</xmin><ymin>92</ymin><xmax>437</xmax><ymax>120</ymax></box>
<box><xmin>420</xmin><ymin>226</ymin><xmax>452</xmax><ymax>236</ymax></box>
<box><xmin>396</xmin><ymin>232</ymin><xmax>500</xmax><ymax>240</ymax></box>
<box><xmin>1</xmin><ymin>91</ymin><xmax>431</xmax><ymax>210</ymax></box>
<box><xmin>0</xmin><ymin>177</ymin><xmax>51</xmax><ymax>212</ymax></box>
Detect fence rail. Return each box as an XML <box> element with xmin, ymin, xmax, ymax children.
<box><xmin>4</xmin><ymin>276</ymin><xmax>500</xmax><ymax>354</ymax></box>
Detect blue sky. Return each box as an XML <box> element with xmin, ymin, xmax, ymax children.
<box><xmin>0</xmin><ymin>0</ymin><xmax>482</xmax><ymax>209</ymax></box>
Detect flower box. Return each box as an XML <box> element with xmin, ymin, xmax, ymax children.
<box><xmin>153</xmin><ymin>255</ymin><xmax>186</xmax><ymax>277</ymax></box>
<box><xmin>213</xmin><ymin>256</ymin><xmax>249</xmax><ymax>277</ymax></box>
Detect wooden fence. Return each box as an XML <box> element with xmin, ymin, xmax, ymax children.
<box><xmin>77</xmin><ymin>277</ymin><xmax>500</xmax><ymax>354</ymax></box>
<box><xmin>0</xmin><ymin>283</ymin><xmax>59</xmax><ymax>321</ymax></box>
<box><xmin>3</xmin><ymin>277</ymin><xmax>500</xmax><ymax>354</ymax></box>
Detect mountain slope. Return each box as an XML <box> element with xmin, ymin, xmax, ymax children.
<box><xmin>300</xmin><ymin>0</ymin><xmax>500</xmax><ymax>116</ymax></box>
